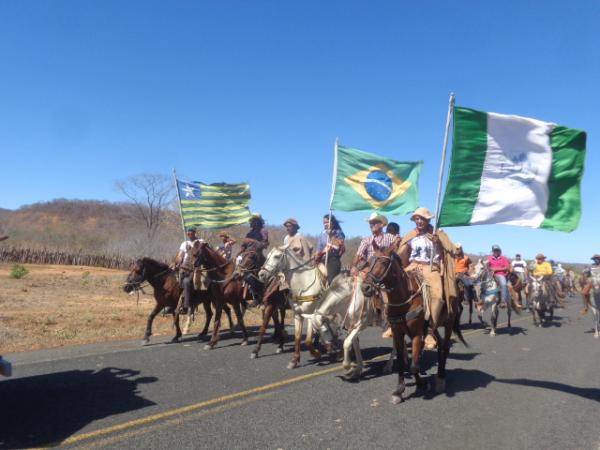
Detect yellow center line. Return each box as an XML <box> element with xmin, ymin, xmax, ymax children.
<box><xmin>41</xmin><ymin>314</ymin><xmax>530</xmax><ymax>448</ymax></box>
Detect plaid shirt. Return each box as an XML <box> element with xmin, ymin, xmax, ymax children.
<box><xmin>356</xmin><ymin>233</ymin><xmax>396</xmax><ymax>262</ymax></box>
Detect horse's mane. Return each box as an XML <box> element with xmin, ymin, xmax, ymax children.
<box><xmin>200</xmin><ymin>243</ymin><xmax>227</xmax><ymax>266</ymax></box>
<box><xmin>140</xmin><ymin>257</ymin><xmax>170</xmax><ymax>270</ymax></box>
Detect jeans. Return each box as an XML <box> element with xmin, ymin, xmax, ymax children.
<box><xmin>494</xmin><ymin>274</ymin><xmax>509</xmax><ymax>304</ymax></box>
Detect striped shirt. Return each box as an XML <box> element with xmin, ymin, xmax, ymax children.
<box><xmin>356</xmin><ymin>233</ymin><xmax>397</xmax><ymax>262</ymax></box>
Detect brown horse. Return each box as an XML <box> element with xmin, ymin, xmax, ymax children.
<box><xmin>195</xmin><ymin>242</ymin><xmax>250</xmax><ymax>349</ymax></box>
<box><xmin>364</xmin><ymin>244</ymin><xmax>468</xmax><ymax>403</ymax></box>
<box><xmin>123</xmin><ymin>257</ymin><xmax>234</xmax><ymax>344</ymax></box>
<box><xmin>250</xmin><ymin>274</ymin><xmax>288</xmax><ymax>359</ymax></box>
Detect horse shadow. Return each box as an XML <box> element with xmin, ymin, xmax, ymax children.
<box><xmin>487</xmin><ymin>326</ymin><xmax>527</xmax><ymax>336</ymax></box>
<box><xmin>0</xmin><ymin>367</ymin><xmax>158</xmax><ymax>449</ymax></box>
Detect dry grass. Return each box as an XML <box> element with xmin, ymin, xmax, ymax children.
<box><xmin>0</xmin><ymin>264</ymin><xmax>264</xmax><ymax>353</ymax></box>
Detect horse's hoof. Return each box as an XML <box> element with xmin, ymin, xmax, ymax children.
<box><xmin>310</xmin><ymin>350</ymin><xmax>322</xmax><ymax>360</ymax></box>
<box><xmin>594</xmin><ymin>333</ymin><xmax>599</xmax><ymax>339</ymax></box>
<box><xmin>204</xmin><ymin>344</ymin><xmax>214</xmax><ymax>351</ymax></box>
<box><xmin>287</xmin><ymin>361</ymin><xmax>298</xmax><ymax>369</ymax></box>
<box><xmin>240</xmin><ymin>340</ymin><xmax>248</xmax><ymax>346</ymax></box>
<box><xmin>250</xmin><ymin>352</ymin><xmax>258</xmax><ymax>359</ymax></box>
<box><xmin>490</xmin><ymin>330</ymin><xmax>496</xmax><ymax>337</ymax></box>
<box><xmin>390</xmin><ymin>394</ymin><xmax>403</xmax><ymax>405</ymax></box>
<box><xmin>171</xmin><ymin>337</ymin><xmax>180</xmax><ymax>344</ymax></box>
<box><xmin>276</xmin><ymin>347</ymin><xmax>283</xmax><ymax>354</ymax></box>
<box><xmin>142</xmin><ymin>339</ymin><xmax>150</xmax><ymax>346</ymax></box>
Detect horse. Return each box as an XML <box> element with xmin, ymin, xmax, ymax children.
<box><xmin>508</xmin><ymin>272</ymin><xmax>527</xmax><ymax>309</ymax></box>
<box><xmin>123</xmin><ymin>257</ymin><xmax>234</xmax><ymax>344</ymax></box>
<box><xmin>586</xmin><ymin>270</ymin><xmax>600</xmax><ymax>338</ymax></box>
<box><xmin>456</xmin><ymin>274</ymin><xmax>477</xmax><ymax>325</ymax></box>
<box><xmin>365</xmin><ymin>244</ymin><xmax>467</xmax><ymax>402</ymax></box>
<box><xmin>303</xmin><ymin>273</ymin><xmax>399</xmax><ymax>379</ymax></box>
<box><xmin>258</xmin><ymin>245</ymin><xmax>324</xmax><ymax>369</ymax></box>
<box><xmin>473</xmin><ymin>259</ymin><xmax>514</xmax><ymax>336</ymax></box>
<box><xmin>528</xmin><ymin>276</ymin><xmax>554</xmax><ymax>327</ymax></box>
<box><xmin>194</xmin><ymin>242</ymin><xmax>251</xmax><ymax>349</ymax></box>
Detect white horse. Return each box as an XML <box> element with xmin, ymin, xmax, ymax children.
<box><xmin>473</xmin><ymin>259</ymin><xmax>513</xmax><ymax>336</ymax></box>
<box><xmin>259</xmin><ymin>245</ymin><xmax>325</xmax><ymax>369</ymax></box>
<box><xmin>528</xmin><ymin>276</ymin><xmax>554</xmax><ymax>327</ymax></box>
<box><xmin>304</xmin><ymin>273</ymin><xmax>399</xmax><ymax>380</ymax></box>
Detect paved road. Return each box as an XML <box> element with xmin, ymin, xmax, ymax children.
<box><xmin>2</xmin><ymin>301</ymin><xmax>599</xmax><ymax>450</ymax></box>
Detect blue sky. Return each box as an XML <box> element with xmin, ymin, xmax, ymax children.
<box><xmin>1</xmin><ymin>1</ymin><xmax>598</xmax><ymax>262</ymax></box>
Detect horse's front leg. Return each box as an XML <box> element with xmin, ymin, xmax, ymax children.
<box><xmin>410</xmin><ymin>321</ymin><xmax>427</xmax><ymax>391</ymax></box>
<box><xmin>223</xmin><ymin>303</ymin><xmax>235</xmax><ymax>337</ymax></box>
<box><xmin>143</xmin><ymin>304</ymin><xmax>162</xmax><ymax>345</ymax></box>
<box><xmin>205</xmin><ymin>302</ymin><xmax>223</xmax><ymax>350</ymax></box>
<box><xmin>305</xmin><ymin>315</ymin><xmax>321</xmax><ymax>360</ymax></box>
<box><xmin>251</xmin><ymin>302</ymin><xmax>274</xmax><ymax>359</ymax></box>
<box><xmin>287</xmin><ymin>313</ymin><xmax>303</xmax><ymax>369</ymax></box>
<box><xmin>506</xmin><ymin>296</ymin><xmax>512</xmax><ymax>329</ymax></box>
<box><xmin>490</xmin><ymin>301</ymin><xmax>499</xmax><ymax>336</ymax></box>
<box><xmin>383</xmin><ymin>339</ymin><xmax>396</xmax><ymax>375</ymax></box>
<box><xmin>434</xmin><ymin>322</ymin><xmax>452</xmax><ymax>394</ymax></box>
<box><xmin>390</xmin><ymin>326</ymin><xmax>405</xmax><ymax>404</ymax></box>
<box><xmin>342</xmin><ymin>327</ymin><xmax>361</xmax><ymax>380</ymax></box>
<box><xmin>232</xmin><ymin>300</ymin><xmax>249</xmax><ymax>346</ymax></box>
<box><xmin>172</xmin><ymin>311</ymin><xmax>182</xmax><ymax>343</ymax></box>
<box><xmin>198</xmin><ymin>298</ymin><xmax>212</xmax><ymax>338</ymax></box>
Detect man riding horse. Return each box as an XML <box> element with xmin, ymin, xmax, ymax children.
<box><xmin>533</xmin><ymin>253</ymin><xmax>564</xmax><ymax>305</ymax></box>
<box><xmin>241</xmin><ymin>213</ymin><xmax>269</xmax><ymax>306</ymax></box>
<box><xmin>580</xmin><ymin>254</ymin><xmax>600</xmax><ymax>315</ymax></box>
<box><xmin>397</xmin><ymin>207</ymin><xmax>457</xmax><ymax>351</ymax></box>
<box><xmin>173</xmin><ymin>227</ymin><xmax>203</xmax><ymax>315</ymax></box>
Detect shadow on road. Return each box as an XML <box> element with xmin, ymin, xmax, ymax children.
<box><xmin>495</xmin><ymin>378</ymin><xmax>600</xmax><ymax>402</ymax></box>
<box><xmin>0</xmin><ymin>367</ymin><xmax>157</xmax><ymax>449</ymax></box>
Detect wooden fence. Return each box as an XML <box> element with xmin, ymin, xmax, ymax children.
<box><xmin>0</xmin><ymin>247</ymin><xmax>136</xmax><ymax>270</ymax></box>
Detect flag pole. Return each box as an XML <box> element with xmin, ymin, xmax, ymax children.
<box><xmin>325</xmin><ymin>137</ymin><xmax>339</xmax><ymax>270</ymax></box>
<box><xmin>172</xmin><ymin>168</ymin><xmax>187</xmax><ymax>240</ymax></box>
<box><xmin>433</xmin><ymin>93</ymin><xmax>455</xmax><ymax>234</ymax></box>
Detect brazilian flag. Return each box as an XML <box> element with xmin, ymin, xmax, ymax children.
<box><xmin>330</xmin><ymin>145</ymin><xmax>422</xmax><ymax>215</ymax></box>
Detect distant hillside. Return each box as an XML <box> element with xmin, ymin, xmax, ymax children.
<box><xmin>0</xmin><ymin>199</ymin><xmax>362</xmax><ymax>266</ymax></box>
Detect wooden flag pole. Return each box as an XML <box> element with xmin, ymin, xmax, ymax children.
<box><xmin>433</xmin><ymin>93</ymin><xmax>455</xmax><ymax>234</ymax></box>
<box><xmin>172</xmin><ymin>168</ymin><xmax>187</xmax><ymax>240</ymax></box>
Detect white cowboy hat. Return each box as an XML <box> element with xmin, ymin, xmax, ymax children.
<box><xmin>410</xmin><ymin>207</ymin><xmax>434</xmax><ymax>221</ymax></box>
<box><xmin>366</xmin><ymin>212</ymin><xmax>388</xmax><ymax>225</ymax></box>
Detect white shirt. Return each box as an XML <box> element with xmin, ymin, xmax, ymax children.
<box><xmin>511</xmin><ymin>259</ymin><xmax>527</xmax><ymax>273</ymax></box>
<box><xmin>409</xmin><ymin>234</ymin><xmax>439</xmax><ymax>265</ymax></box>
<box><xmin>179</xmin><ymin>239</ymin><xmax>202</xmax><ymax>270</ymax></box>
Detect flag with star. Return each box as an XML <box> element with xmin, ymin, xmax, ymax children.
<box><xmin>330</xmin><ymin>145</ymin><xmax>422</xmax><ymax>215</ymax></box>
<box><xmin>175</xmin><ymin>179</ymin><xmax>252</xmax><ymax>229</ymax></box>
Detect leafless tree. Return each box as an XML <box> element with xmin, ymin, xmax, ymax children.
<box><xmin>115</xmin><ymin>174</ymin><xmax>176</xmax><ymax>241</ymax></box>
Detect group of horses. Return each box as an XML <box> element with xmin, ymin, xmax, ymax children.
<box><xmin>123</xmin><ymin>241</ymin><xmax>599</xmax><ymax>404</ymax></box>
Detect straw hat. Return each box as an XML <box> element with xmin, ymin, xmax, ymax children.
<box><xmin>283</xmin><ymin>218</ymin><xmax>300</xmax><ymax>228</ymax></box>
<box><xmin>535</xmin><ymin>253</ymin><xmax>546</xmax><ymax>260</ymax></box>
<box><xmin>410</xmin><ymin>207</ymin><xmax>434</xmax><ymax>221</ymax></box>
<box><xmin>366</xmin><ymin>212</ymin><xmax>388</xmax><ymax>225</ymax></box>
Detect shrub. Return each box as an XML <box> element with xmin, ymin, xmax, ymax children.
<box><xmin>10</xmin><ymin>264</ymin><xmax>29</xmax><ymax>279</ymax></box>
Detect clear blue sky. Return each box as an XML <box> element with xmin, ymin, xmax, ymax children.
<box><xmin>1</xmin><ymin>1</ymin><xmax>598</xmax><ymax>262</ymax></box>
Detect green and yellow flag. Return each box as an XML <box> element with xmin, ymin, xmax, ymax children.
<box><xmin>330</xmin><ymin>145</ymin><xmax>422</xmax><ymax>215</ymax></box>
<box><xmin>176</xmin><ymin>179</ymin><xmax>252</xmax><ymax>229</ymax></box>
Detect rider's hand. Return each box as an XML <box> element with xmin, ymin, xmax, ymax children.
<box><xmin>351</xmin><ymin>266</ymin><xmax>358</xmax><ymax>277</ymax></box>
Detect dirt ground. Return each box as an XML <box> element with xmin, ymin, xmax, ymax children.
<box><xmin>0</xmin><ymin>263</ymin><xmax>265</xmax><ymax>353</ymax></box>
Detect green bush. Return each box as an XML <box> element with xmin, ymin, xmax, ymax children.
<box><xmin>10</xmin><ymin>264</ymin><xmax>29</xmax><ymax>279</ymax></box>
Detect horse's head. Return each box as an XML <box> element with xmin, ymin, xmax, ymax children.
<box><xmin>237</xmin><ymin>247</ymin><xmax>260</xmax><ymax>273</ymax></box>
<box><xmin>123</xmin><ymin>259</ymin><xmax>147</xmax><ymax>293</ymax></box>
<box><xmin>194</xmin><ymin>242</ymin><xmax>225</xmax><ymax>269</ymax></box>
<box><xmin>362</xmin><ymin>243</ymin><xmax>405</xmax><ymax>298</ymax></box>
<box><xmin>259</xmin><ymin>246</ymin><xmax>286</xmax><ymax>283</ymax></box>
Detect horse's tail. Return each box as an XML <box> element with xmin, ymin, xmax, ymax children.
<box><xmin>453</xmin><ymin>307</ymin><xmax>469</xmax><ymax>348</ymax></box>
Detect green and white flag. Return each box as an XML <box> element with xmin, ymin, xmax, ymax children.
<box><xmin>439</xmin><ymin>107</ymin><xmax>586</xmax><ymax>232</ymax></box>
<box><xmin>330</xmin><ymin>145</ymin><xmax>422</xmax><ymax>215</ymax></box>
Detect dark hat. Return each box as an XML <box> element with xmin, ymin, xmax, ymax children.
<box><xmin>283</xmin><ymin>218</ymin><xmax>300</xmax><ymax>228</ymax></box>
<box><xmin>186</xmin><ymin>227</ymin><xmax>197</xmax><ymax>233</ymax></box>
<box><xmin>492</xmin><ymin>245</ymin><xmax>501</xmax><ymax>251</ymax></box>
<box><xmin>592</xmin><ymin>254</ymin><xmax>600</xmax><ymax>260</ymax></box>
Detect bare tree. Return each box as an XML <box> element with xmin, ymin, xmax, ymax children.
<box><xmin>115</xmin><ymin>174</ymin><xmax>176</xmax><ymax>241</ymax></box>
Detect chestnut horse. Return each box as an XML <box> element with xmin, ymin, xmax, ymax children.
<box><xmin>364</xmin><ymin>244</ymin><xmax>467</xmax><ymax>403</ymax></box>
<box><xmin>194</xmin><ymin>242</ymin><xmax>250</xmax><ymax>349</ymax></box>
<box><xmin>123</xmin><ymin>257</ymin><xmax>234</xmax><ymax>344</ymax></box>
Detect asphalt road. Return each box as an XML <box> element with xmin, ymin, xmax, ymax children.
<box><xmin>2</xmin><ymin>300</ymin><xmax>599</xmax><ymax>450</ymax></box>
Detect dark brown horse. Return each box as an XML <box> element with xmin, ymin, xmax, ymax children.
<box><xmin>123</xmin><ymin>257</ymin><xmax>234</xmax><ymax>344</ymax></box>
<box><xmin>195</xmin><ymin>243</ymin><xmax>250</xmax><ymax>349</ymax></box>
<box><xmin>364</xmin><ymin>244</ymin><xmax>467</xmax><ymax>403</ymax></box>
<box><xmin>250</xmin><ymin>274</ymin><xmax>288</xmax><ymax>359</ymax></box>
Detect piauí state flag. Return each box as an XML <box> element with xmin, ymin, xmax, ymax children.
<box><xmin>176</xmin><ymin>179</ymin><xmax>252</xmax><ymax>229</ymax></box>
<box><xmin>330</xmin><ymin>145</ymin><xmax>422</xmax><ymax>215</ymax></box>
<box><xmin>439</xmin><ymin>107</ymin><xmax>586</xmax><ymax>232</ymax></box>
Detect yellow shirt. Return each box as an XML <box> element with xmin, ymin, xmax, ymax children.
<box><xmin>533</xmin><ymin>261</ymin><xmax>553</xmax><ymax>277</ymax></box>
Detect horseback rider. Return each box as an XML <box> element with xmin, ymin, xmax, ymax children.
<box><xmin>533</xmin><ymin>253</ymin><xmax>564</xmax><ymax>305</ymax></box>
<box><xmin>486</xmin><ymin>245</ymin><xmax>510</xmax><ymax>309</ymax></box>
<box><xmin>216</xmin><ymin>231</ymin><xmax>236</xmax><ymax>261</ymax></box>
<box><xmin>455</xmin><ymin>243</ymin><xmax>476</xmax><ymax>305</ymax></box>
<box><xmin>398</xmin><ymin>207</ymin><xmax>457</xmax><ymax>351</ymax></box>
<box><xmin>173</xmin><ymin>227</ymin><xmax>203</xmax><ymax>315</ymax></box>
<box><xmin>511</xmin><ymin>253</ymin><xmax>529</xmax><ymax>308</ymax></box>
<box><xmin>240</xmin><ymin>213</ymin><xmax>269</xmax><ymax>307</ymax></box>
<box><xmin>316</xmin><ymin>214</ymin><xmax>346</xmax><ymax>285</ymax></box>
<box><xmin>580</xmin><ymin>254</ymin><xmax>600</xmax><ymax>315</ymax></box>
<box><xmin>283</xmin><ymin>218</ymin><xmax>314</xmax><ymax>263</ymax></box>
<box><xmin>351</xmin><ymin>212</ymin><xmax>396</xmax><ymax>275</ymax></box>
<box><xmin>386</xmin><ymin>222</ymin><xmax>402</xmax><ymax>250</ymax></box>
